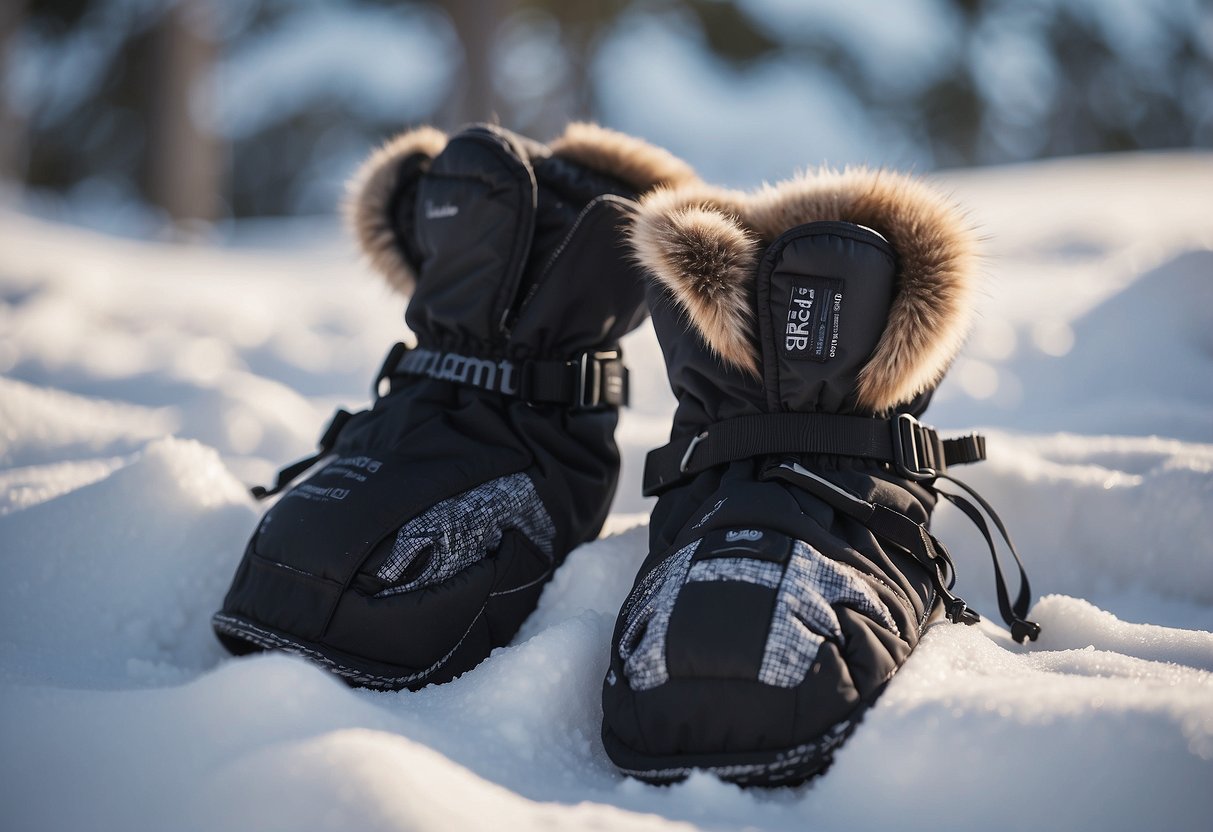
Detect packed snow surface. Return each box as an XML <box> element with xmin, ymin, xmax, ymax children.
<box><xmin>2</xmin><ymin>153</ymin><xmax>1212</xmax><ymax>831</ymax></box>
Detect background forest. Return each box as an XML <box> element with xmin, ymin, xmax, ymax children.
<box><xmin>2</xmin><ymin>0</ymin><xmax>1210</xmax><ymax>236</ymax></box>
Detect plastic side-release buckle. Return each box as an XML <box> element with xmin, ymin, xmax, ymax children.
<box><xmin>576</xmin><ymin>349</ymin><xmax>628</xmax><ymax>409</ymax></box>
<box><xmin>892</xmin><ymin>413</ymin><xmax>939</xmax><ymax>480</ymax></box>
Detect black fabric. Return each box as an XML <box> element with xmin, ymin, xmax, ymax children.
<box><xmin>665</xmin><ymin>582</ymin><xmax>775</xmax><ymax>681</ymax></box>
<box><xmin>603</xmin><ymin>221</ymin><xmax>1013</xmax><ymax>785</ymax></box>
<box><xmin>214</xmin><ymin>124</ymin><xmax>651</xmax><ymax>690</ymax></box>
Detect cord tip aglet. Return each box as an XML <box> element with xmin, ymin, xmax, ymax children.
<box><xmin>947</xmin><ymin>599</ymin><xmax>981</xmax><ymax>626</ymax></box>
<box><xmin>1011</xmin><ymin>618</ymin><xmax>1041</xmax><ymax>643</ymax></box>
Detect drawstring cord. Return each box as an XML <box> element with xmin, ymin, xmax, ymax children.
<box><xmin>763</xmin><ymin>459</ymin><xmax>1040</xmax><ymax>643</ymax></box>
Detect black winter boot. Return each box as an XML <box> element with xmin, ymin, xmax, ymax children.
<box><xmin>601</xmin><ymin>171</ymin><xmax>1039</xmax><ymax>785</ymax></box>
<box><xmin>213</xmin><ymin>123</ymin><xmax>696</xmax><ymax>689</ymax></box>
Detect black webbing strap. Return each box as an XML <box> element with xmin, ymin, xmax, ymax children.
<box><xmin>250</xmin><ymin>408</ymin><xmax>354</xmax><ymax>501</ymax></box>
<box><xmin>643</xmin><ymin>412</ymin><xmax>985</xmax><ymax>497</ymax></box>
<box><xmin>249</xmin><ymin>342</ymin><xmax>630</xmax><ymax>501</ymax></box>
<box><xmin>374</xmin><ymin>342</ymin><xmax>628</xmax><ymax>409</ymax></box>
<box><xmin>936</xmin><ymin>475</ymin><xmax>1040</xmax><ymax>643</ymax></box>
<box><xmin>762</xmin><ymin>459</ymin><xmax>1040</xmax><ymax>642</ymax></box>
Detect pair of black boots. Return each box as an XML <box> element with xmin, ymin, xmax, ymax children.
<box><xmin>213</xmin><ymin>123</ymin><xmax>1038</xmax><ymax>786</ymax></box>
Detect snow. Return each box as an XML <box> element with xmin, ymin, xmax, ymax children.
<box><xmin>2</xmin><ymin>152</ymin><xmax>1212</xmax><ymax>830</ymax></box>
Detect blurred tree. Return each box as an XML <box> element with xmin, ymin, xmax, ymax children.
<box><xmin>0</xmin><ymin>0</ymin><xmax>29</xmax><ymax>179</ymax></box>
<box><xmin>441</xmin><ymin>0</ymin><xmax>511</xmax><ymax>125</ymax></box>
<box><xmin>141</xmin><ymin>0</ymin><xmax>221</xmax><ymax>227</ymax></box>
<box><xmin>13</xmin><ymin>0</ymin><xmax>222</xmax><ymax>231</ymax></box>
<box><xmin>3</xmin><ymin>0</ymin><xmax>1210</xmax><ymax>227</ymax></box>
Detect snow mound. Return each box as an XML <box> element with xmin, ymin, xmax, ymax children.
<box><xmin>0</xmin><ymin>437</ymin><xmax>256</xmax><ymax>686</ymax></box>
<box><xmin>821</xmin><ymin>610</ymin><xmax>1213</xmax><ymax>832</ymax></box>
<box><xmin>0</xmin><ymin>376</ymin><xmax>176</xmax><ymax>467</ymax></box>
<box><xmin>976</xmin><ymin>250</ymin><xmax>1213</xmax><ymax>442</ymax></box>
<box><xmin>935</xmin><ymin>430</ymin><xmax>1213</xmax><ymax>618</ymax></box>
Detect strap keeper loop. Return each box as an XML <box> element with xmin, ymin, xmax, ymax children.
<box><xmin>374</xmin><ymin>341</ymin><xmax>411</xmax><ymax>399</ymax></box>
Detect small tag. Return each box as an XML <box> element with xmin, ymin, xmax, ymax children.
<box><xmin>694</xmin><ymin>528</ymin><xmax>792</xmax><ymax>564</ymax></box>
<box><xmin>784</xmin><ymin>276</ymin><xmax>843</xmax><ymax>362</ymax></box>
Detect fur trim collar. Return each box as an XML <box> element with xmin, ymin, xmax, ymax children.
<box><xmin>631</xmin><ymin>168</ymin><xmax>978</xmax><ymax>412</ymax></box>
<box><xmin>345</xmin><ymin>123</ymin><xmax>697</xmax><ymax>297</ymax></box>
<box><xmin>344</xmin><ymin>126</ymin><xmax>448</xmax><ymax>297</ymax></box>
<box><xmin>547</xmin><ymin>122</ymin><xmax>698</xmax><ymax>192</ymax></box>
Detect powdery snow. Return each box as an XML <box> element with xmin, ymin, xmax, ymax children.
<box><xmin>1</xmin><ymin>152</ymin><xmax>1211</xmax><ymax>831</ymax></box>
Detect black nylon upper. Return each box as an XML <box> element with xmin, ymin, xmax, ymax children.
<box><xmin>214</xmin><ymin>124</ymin><xmax>651</xmax><ymax>689</ymax></box>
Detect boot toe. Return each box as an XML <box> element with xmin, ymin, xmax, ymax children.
<box><xmin>602</xmin><ymin>534</ymin><xmax>908</xmax><ymax>784</ymax></box>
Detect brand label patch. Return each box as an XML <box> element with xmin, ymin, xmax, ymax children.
<box><xmin>784</xmin><ymin>276</ymin><xmax>843</xmax><ymax>362</ymax></box>
<box><xmin>694</xmin><ymin>528</ymin><xmax>792</xmax><ymax>564</ymax></box>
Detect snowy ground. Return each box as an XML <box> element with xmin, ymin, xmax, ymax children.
<box><xmin>2</xmin><ymin>152</ymin><xmax>1212</xmax><ymax>831</ymax></box>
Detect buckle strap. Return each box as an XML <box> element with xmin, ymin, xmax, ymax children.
<box><xmin>643</xmin><ymin>412</ymin><xmax>985</xmax><ymax>497</ymax></box>
<box><xmin>376</xmin><ymin>343</ymin><xmax>627</xmax><ymax>409</ymax></box>
<box><xmin>520</xmin><ymin>350</ymin><xmax>629</xmax><ymax>409</ymax></box>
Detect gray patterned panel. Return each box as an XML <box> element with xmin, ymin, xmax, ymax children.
<box><xmin>757</xmin><ymin>540</ymin><xmax>899</xmax><ymax>688</ymax></box>
<box><xmin>617</xmin><ymin>533</ymin><xmax>901</xmax><ymax>692</ymax></box>
<box><xmin>375</xmin><ymin>472</ymin><xmax>555</xmax><ymax>597</ymax></box>
<box><xmin>617</xmin><ymin>540</ymin><xmax>699</xmax><ymax>691</ymax></box>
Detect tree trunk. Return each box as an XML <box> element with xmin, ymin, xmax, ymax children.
<box><xmin>0</xmin><ymin>0</ymin><xmax>28</xmax><ymax>181</ymax></box>
<box><xmin>142</xmin><ymin>0</ymin><xmax>223</xmax><ymax>229</ymax></box>
<box><xmin>441</xmin><ymin>0</ymin><xmax>514</xmax><ymax>127</ymax></box>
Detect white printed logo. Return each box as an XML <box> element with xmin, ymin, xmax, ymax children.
<box><xmin>786</xmin><ymin>285</ymin><xmax>814</xmax><ymax>352</ymax></box>
<box><xmin>425</xmin><ymin>201</ymin><xmax>459</xmax><ymax>219</ymax></box>
<box><xmin>725</xmin><ymin>529</ymin><xmax>763</xmax><ymax>542</ymax></box>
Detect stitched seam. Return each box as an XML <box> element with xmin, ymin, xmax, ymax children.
<box><xmin>488</xmin><ymin>568</ymin><xmax>553</xmax><ymax>597</ymax></box>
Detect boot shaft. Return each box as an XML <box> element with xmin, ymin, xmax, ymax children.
<box><xmin>348</xmin><ymin>122</ymin><xmax>697</xmax><ymax>358</ymax></box>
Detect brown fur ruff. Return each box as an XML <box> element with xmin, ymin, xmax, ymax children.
<box><xmin>548</xmin><ymin>122</ymin><xmax>698</xmax><ymax>192</ymax></box>
<box><xmin>631</xmin><ymin>168</ymin><xmax>978</xmax><ymax>412</ymax></box>
<box><xmin>345</xmin><ymin>123</ymin><xmax>696</xmax><ymax>296</ymax></box>
<box><xmin>344</xmin><ymin>126</ymin><xmax>448</xmax><ymax>296</ymax></box>
<box><xmin>629</xmin><ymin>184</ymin><xmax>760</xmax><ymax>376</ymax></box>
